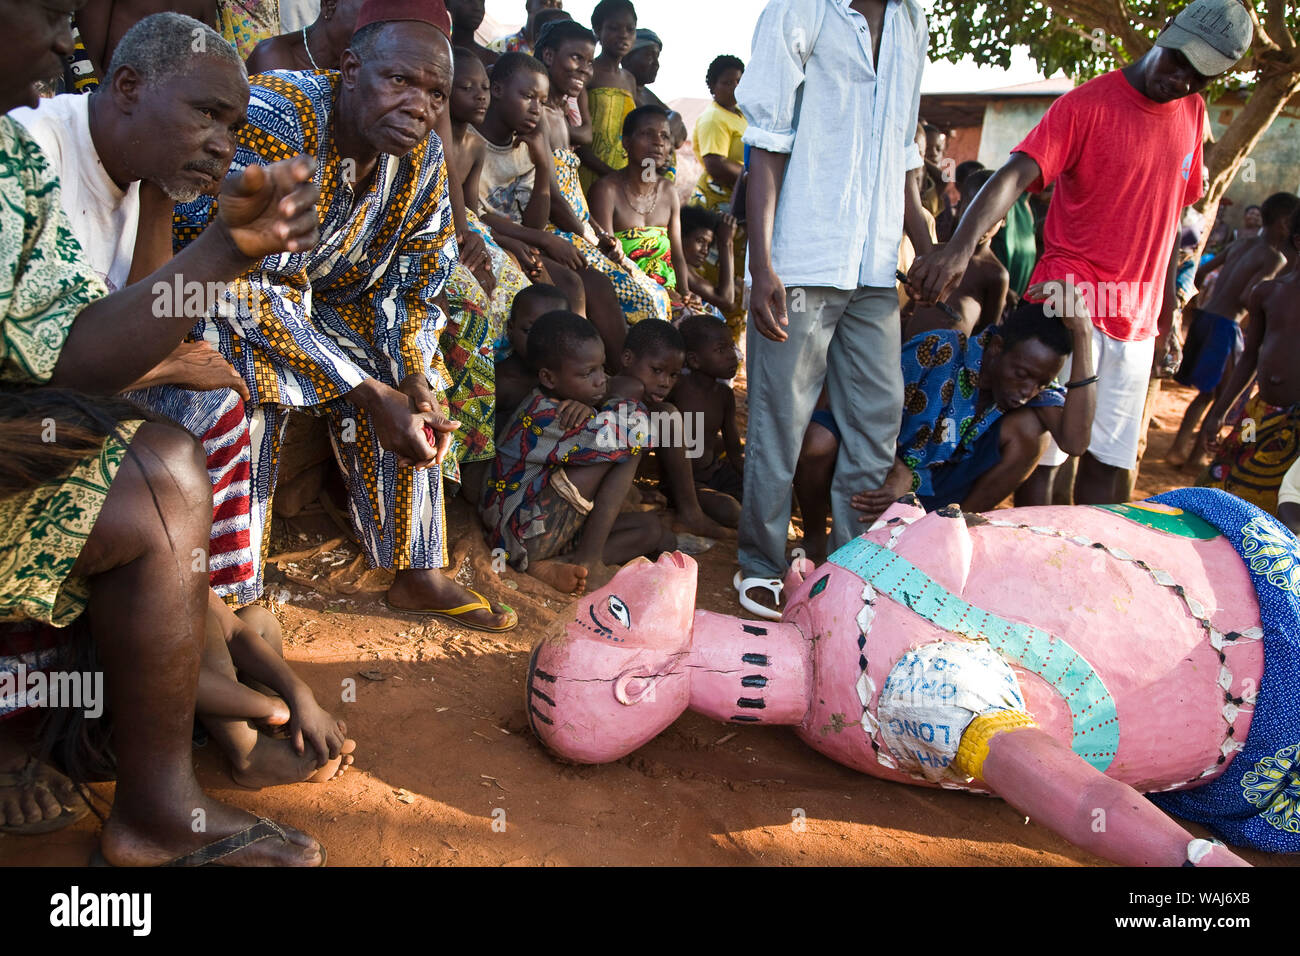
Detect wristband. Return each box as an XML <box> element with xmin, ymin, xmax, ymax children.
<box><xmin>1065</xmin><ymin>375</ymin><xmax>1099</xmax><ymax>389</ymax></box>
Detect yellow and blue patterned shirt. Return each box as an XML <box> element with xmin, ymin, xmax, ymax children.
<box><xmin>175</xmin><ymin>70</ymin><xmax>458</xmax><ymax>408</ymax></box>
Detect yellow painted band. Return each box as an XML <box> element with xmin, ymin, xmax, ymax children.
<box><xmin>952</xmin><ymin>709</ymin><xmax>1038</xmax><ymax>780</ymax></box>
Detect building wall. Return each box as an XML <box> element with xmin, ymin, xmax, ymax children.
<box><xmin>1209</xmin><ymin>97</ymin><xmax>1300</xmax><ymax>225</ymax></box>
<box><xmin>975</xmin><ymin>98</ymin><xmax>1056</xmax><ymax>168</ymax></box>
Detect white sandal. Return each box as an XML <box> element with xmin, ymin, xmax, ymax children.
<box><xmin>733</xmin><ymin>570</ymin><xmax>783</xmax><ymax>621</ymax></box>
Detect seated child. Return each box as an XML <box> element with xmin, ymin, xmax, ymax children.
<box><xmin>199</xmin><ymin>591</ymin><xmax>355</xmax><ymax>788</ymax></box>
<box><xmin>534</xmin><ymin>22</ymin><xmax>670</xmax><ymax>326</ymax></box>
<box><xmin>669</xmin><ymin>316</ymin><xmax>743</xmax><ymax>526</ymax></box>
<box><xmin>679</xmin><ymin>204</ymin><xmax>735</xmax><ymax>321</ymax></box>
<box><xmin>589</xmin><ymin>105</ymin><xmax>701</xmax><ymax>317</ymax></box>
<box><xmin>496</xmin><ymin>283</ymin><xmax>571</xmax><ymax>434</ymax></box>
<box><xmin>902</xmin><ymin>169</ymin><xmax>1009</xmax><ymax>339</ymax></box>
<box><xmin>468</xmin><ymin>51</ymin><xmax>617</xmax><ymax>359</ymax></box>
<box><xmin>481</xmin><ymin>311</ymin><xmax>676</xmax><ymax>595</ymax></box>
<box><xmin>448</xmin><ymin>46</ymin><xmax>539</xmax><ymax>326</ymax></box>
<box><xmin>608</xmin><ymin>319</ymin><xmax>734</xmax><ymax>539</ymax></box>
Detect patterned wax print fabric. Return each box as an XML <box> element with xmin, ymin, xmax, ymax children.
<box><xmin>481</xmin><ymin>389</ymin><xmax>646</xmax><ymax>570</ymax></box>
<box><xmin>220</xmin><ymin>0</ymin><xmax>282</xmax><ymax>59</ymax></box>
<box><xmin>0</xmin><ymin>420</ymin><xmax>142</xmax><ymax>628</ymax></box>
<box><xmin>549</xmin><ymin>148</ymin><xmax>669</xmax><ymax>326</ymax></box>
<box><xmin>62</xmin><ymin>19</ymin><xmax>99</xmax><ymax>94</ymax></box>
<box><xmin>899</xmin><ymin>327</ymin><xmax>1064</xmax><ymax>498</ymax></box>
<box><xmin>1150</xmin><ymin>488</ymin><xmax>1300</xmax><ymax>853</ymax></box>
<box><xmin>442</xmin><ymin>263</ymin><xmax>497</xmax><ymax>486</ymax></box>
<box><xmin>1200</xmin><ymin>393</ymin><xmax>1300</xmax><ymax>515</ymax></box>
<box><xmin>580</xmin><ymin>86</ymin><xmax>635</xmax><ymax>195</ymax></box>
<box><xmin>174</xmin><ymin>70</ymin><xmax>457</xmax><ymax>576</ymax></box>
<box><xmin>465</xmin><ymin>208</ymin><xmax>530</xmax><ymax>356</ymax></box>
<box><xmin>0</xmin><ymin>117</ymin><xmax>134</xmax><ymax>626</ymax></box>
<box><xmin>616</xmin><ymin>226</ymin><xmax>676</xmax><ymax>291</ymax></box>
<box><xmin>126</xmin><ymin>385</ymin><xmax>257</xmax><ymax>604</ymax></box>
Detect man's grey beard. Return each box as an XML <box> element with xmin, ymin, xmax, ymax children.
<box><xmin>157</xmin><ymin>179</ymin><xmax>203</xmax><ymax>204</ymax></box>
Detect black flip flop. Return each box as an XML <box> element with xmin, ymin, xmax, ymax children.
<box><xmin>90</xmin><ymin>816</ymin><xmax>326</xmax><ymax>867</ymax></box>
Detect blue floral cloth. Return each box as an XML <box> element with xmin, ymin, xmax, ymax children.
<box><xmin>899</xmin><ymin>328</ymin><xmax>1064</xmax><ymax>499</ymax></box>
<box><xmin>1150</xmin><ymin>487</ymin><xmax>1300</xmax><ymax>853</ymax></box>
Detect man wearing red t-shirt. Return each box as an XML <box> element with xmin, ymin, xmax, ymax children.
<box><xmin>908</xmin><ymin>0</ymin><xmax>1252</xmax><ymax>505</ymax></box>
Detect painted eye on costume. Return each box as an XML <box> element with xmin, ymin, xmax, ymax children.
<box><xmin>607</xmin><ymin>595</ymin><xmax>631</xmax><ymax>629</ymax></box>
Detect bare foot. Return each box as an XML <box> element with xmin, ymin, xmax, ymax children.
<box><xmin>100</xmin><ymin>797</ymin><xmax>325</xmax><ymax>867</ymax></box>
<box><xmin>582</xmin><ymin>561</ymin><xmax>620</xmax><ymax>591</ymax></box>
<box><xmin>673</xmin><ymin>510</ymin><xmax>737</xmax><ymax>540</ymax></box>
<box><xmin>0</xmin><ymin>756</ymin><xmax>86</xmax><ymax>832</ymax></box>
<box><xmin>528</xmin><ymin>559</ymin><xmax>589</xmax><ymax>595</ymax></box>
<box><xmin>231</xmin><ymin>727</ymin><xmax>356</xmax><ymax>788</ymax></box>
<box><xmin>1166</xmin><ymin>435</ymin><xmax>1194</xmax><ymax>467</ymax></box>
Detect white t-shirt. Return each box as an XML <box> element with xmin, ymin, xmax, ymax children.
<box><xmin>10</xmin><ymin>93</ymin><xmax>140</xmax><ymax>293</ymax></box>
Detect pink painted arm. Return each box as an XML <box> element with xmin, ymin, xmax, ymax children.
<box><xmin>979</xmin><ymin>727</ymin><xmax>1249</xmax><ymax>867</ymax></box>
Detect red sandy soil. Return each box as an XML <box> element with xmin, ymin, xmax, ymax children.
<box><xmin>0</xmin><ymin>381</ymin><xmax>1291</xmax><ymax>867</ymax></box>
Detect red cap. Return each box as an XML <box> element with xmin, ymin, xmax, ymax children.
<box><xmin>353</xmin><ymin>0</ymin><xmax>451</xmax><ymax>37</ymax></box>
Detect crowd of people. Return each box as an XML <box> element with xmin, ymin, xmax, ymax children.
<box><xmin>0</xmin><ymin>0</ymin><xmax>1291</xmax><ymax>867</ymax></box>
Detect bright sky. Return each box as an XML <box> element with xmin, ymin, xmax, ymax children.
<box><xmin>482</xmin><ymin>0</ymin><xmax>1055</xmax><ymax>103</ymax></box>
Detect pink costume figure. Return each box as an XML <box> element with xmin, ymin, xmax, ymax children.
<box><xmin>527</xmin><ymin>493</ymin><xmax>1300</xmax><ymax>867</ymax></box>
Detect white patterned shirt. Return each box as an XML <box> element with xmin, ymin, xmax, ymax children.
<box><xmin>737</xmin><ymin>0</ymin><xmax>928</xmax><ymax>290</ymax></box>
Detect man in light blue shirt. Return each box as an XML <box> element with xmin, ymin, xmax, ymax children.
<box><xmin>735</xmin><ymin>0</ymin><xmax>932</xmax><ymax>616</ymax></box>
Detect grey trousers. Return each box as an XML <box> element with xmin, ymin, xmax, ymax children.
<box><xmin>738</xmin><ymin>285</ymin><xmax>903</xmax><ymax>578</ymax></box>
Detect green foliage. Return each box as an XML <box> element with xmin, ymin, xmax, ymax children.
<box><xmin>930</xmin><ymin>1</ymin><xmax>1294</xmax><ymax>95</ymax></box>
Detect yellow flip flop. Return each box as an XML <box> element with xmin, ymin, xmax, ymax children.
<box><xmin>384</xmin><ymin>589</ymin><xmax>518</xmax><ymax>633</ymax></box>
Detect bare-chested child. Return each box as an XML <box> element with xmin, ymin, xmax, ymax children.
<box><xmin>534</xmin><ymin>20</ymin><xmax>674</xmax><ymax>340</ymax></box>
<box><xmin>902</xmin><ymin>169</ymin><xmax>1009</xmax><ymax>339</ymax></box>
<box><xmin>590</xmin><ymin>105</ymin><xmax>702</xmax><ymax>316</ymax></box>
<box><xmin>669</xmin><ymin>316</ymin><xmax>743</xmax><ymax>526</ymax></box>
<box><xmin>496</xmin><ymin>283</ymin><xmax>570</xmax><ymax>433</ymax></box>
<box><xmin>482</xmin><ymin>311</ymin><xmax>675</xmax><ymax>595</ymax></box>
<box><xmin>1197</xmin><ymin>205</ymin><xmax>1300</xmax><ymax>514</ymax></box>
<box><xmin>608</xmin><ymin>320</ymin><xmax>734</xmax><ymax>539</ymax></box>
<box><xmin>199</xmin><ymin>592</ymin><xmax>355</xmax><ymax>788</ymax></box>
<box><xmin>469</xmin><ymin>51</ymin><xmax>638</xmax><ymax>365</ymax></box>
<box><xmin>1168</xmin><ymin>191</ymin><xmax>1300</xmax><ymax>466</ymax></box>
<box><xmin>450</xmin><ymin>47</ymin><xmax>552</xmax><ymax>286</ymax></box>
<box><xmin>679</xmin><ymin>205</ymin><xmax>736</xmax><ymax>319</ymax></box>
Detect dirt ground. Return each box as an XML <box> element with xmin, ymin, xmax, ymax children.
<box><xmin>0</xmin><ymin>380</ymin><xmax>1291</xmax><ymax>867</ymax></box>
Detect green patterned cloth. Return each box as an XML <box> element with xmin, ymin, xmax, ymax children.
<box><xmin>616</xmin><ymin>226</ymin><xmax>677</xmax><ymax>291</ymax></box>
<box><xmin>0</xmin><ymin>117</ymin><xmax>133</xmax><ymax>626</ymax></box>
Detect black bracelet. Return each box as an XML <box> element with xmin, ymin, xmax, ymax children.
<box><xmin>1065</xmin><ymin>375</ymin><xmax>1099</xmax><ymax>389</ymax></box>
